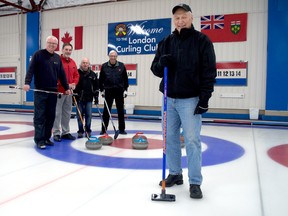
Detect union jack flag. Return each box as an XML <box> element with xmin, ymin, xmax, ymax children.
<box><xmin>201</xmin><ymin>15</ymin><xmax>224</xmax><ymax>30</ymax></box>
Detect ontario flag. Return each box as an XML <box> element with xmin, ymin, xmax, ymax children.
<box><xmin>52</xmin><ymin>26</ymin><xmax>83</xmax><ymax>51</ymax></box>
<box><xmin>200</xmin><ymin>13</ymin><xmax>247</xmax><ymax>42</ymax></box>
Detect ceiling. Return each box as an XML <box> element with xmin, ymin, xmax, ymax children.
<box><xmin>0</xmin><ymin>0</ymin><xmax>124</xmax><ymax>16</ymax></box>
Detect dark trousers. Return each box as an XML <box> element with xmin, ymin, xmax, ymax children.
<box><xmin>33</xmin><ymin>92</ymin><xmax>57</xmax><ymax>144</ymax></box>
<box><xmin>102</xmin><ymin>88</ymin><xmax>125</xmax><ymax>132</ymax></box>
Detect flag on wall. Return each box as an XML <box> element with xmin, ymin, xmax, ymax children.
<box><xmin>201</xmin><ymin>13</ymin><xmax>247</xmax><ymax>42</ymax></box>
<box><xmin>52</xmin><ymin>26</ymin><xmax>83</xmax><ymax>51</ymax></box>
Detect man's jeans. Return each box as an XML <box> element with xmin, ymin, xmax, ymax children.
<box><xmin>163</xmin><ymin>96</ymin><xmax>203</xmax><ymax>185</ymax></box>
<box><xmin>76</xmin><ymin>101</ymin><xmax>92</xmax><ymax>133</ymax></box>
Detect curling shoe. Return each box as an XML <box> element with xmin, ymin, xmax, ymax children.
<box><xmin>159</xmin><ymin>174</ymin><xmax>183</xmax><ymax>187</ymax></box>
<box><xmin>119</xmin><ymin>130</ymin><xmax>127</xmax><ymax>135</ymax></box>
<box><xmin>61</xmin><ymin>133</ymin><xmax>76</xmax><ymax>140</ymax></box>
<box><xmin>45</xmin><ymin>139</ymin><xmax>54</xmax><ymax>146</ymax></box>
<box><xmin>37</xmin><ymin>142</ymin><xmax>46</xmax><ymax>150</ymax></box>
<box><xmin>190</xmin><ymin>184</ymin><xmax>203</xmax><ymax>199</ymax></box>
<box><xmin>53</xmin><ymin>135</ymin><xmax>61</xmax><ymax>142</ymax></box>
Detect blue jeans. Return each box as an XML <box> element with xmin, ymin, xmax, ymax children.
<box><xmin>76</xmin><ymin>101</ymin><xmax>92</xmax><ymax>133</ymax></box>
<box><xmin>163</xmin><ymin>97</ymin><xmax>202</xmax><ymax>185</ymax></box>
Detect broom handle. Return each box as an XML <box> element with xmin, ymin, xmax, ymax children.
<box><xmin>162</xmin><ymin>67</ymin><xmax>168</xmax><ymax>191</ymax></box>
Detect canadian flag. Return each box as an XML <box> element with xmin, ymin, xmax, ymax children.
<box><xmin>52</xmin><ymin>26</ymin><xmax>83</xmax><ymax>51</ymax></box>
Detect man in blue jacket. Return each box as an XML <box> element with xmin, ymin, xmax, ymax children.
<box><xmin>151</xmin><ymin>4</ymin><xmax>216</xmax><ymax>199</ymax></box>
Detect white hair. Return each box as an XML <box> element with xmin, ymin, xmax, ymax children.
<box><xmin>46</xmin><ymin>35</ymin><xmax>58</xmax><ymax>43</ymax></box>
<box><xmin>109</xmin><ymin>50</ymin><xmax>118</xmax><ymax>56</ymax></box>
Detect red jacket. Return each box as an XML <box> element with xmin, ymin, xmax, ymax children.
<box><xmin>58</xmin><ymin>54</ymin><xmax>79</xmax><ymax>93</ymax></box>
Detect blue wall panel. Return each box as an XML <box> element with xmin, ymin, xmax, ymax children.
<box><xmin>26</xmin><ymin>12</ymin><xmax>40</xmax><ymax>102</ymax></box>
<box><xmin>266</xmin><ymin>0</ymin><xmax>288</xmax><ymax>110</ymax></box>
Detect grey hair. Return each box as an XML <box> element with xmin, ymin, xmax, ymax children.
<box><xmin>108</xmin><ymin>50</ymin><xmax>118</xmax><ymax>56</ymax></box>
<box><xmin>46</xmin><ymin>35</ymin><xmax>58</xmax><ymax>43</ymax></box>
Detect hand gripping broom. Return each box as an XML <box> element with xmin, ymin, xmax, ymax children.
<box><xmin>151</xmin><ymin>67</ymin><xmax>176</xmax><ymax>202</ymax></box>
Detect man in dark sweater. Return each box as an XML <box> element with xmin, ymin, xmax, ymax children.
<box><xmin>23</xmin><ymin>35</ymin><xmax>71</xmax><ymax>149</ymax></box>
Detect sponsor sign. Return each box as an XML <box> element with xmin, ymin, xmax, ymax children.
<box><xmin>216</xmin><ymin>62</ymin><xmax>248</xmax><ymax>86</ymax></box>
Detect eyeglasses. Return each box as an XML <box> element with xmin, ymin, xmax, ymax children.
<box><xmin>47</xmin><ymin>42</ymin><xmax>58</xmax><ymax>45</ymax></box>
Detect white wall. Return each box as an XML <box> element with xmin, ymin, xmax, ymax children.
<box><xmin>0</xmin><ymin>0</ymin><xmax>268</xmax><ymax>113</ymax></box>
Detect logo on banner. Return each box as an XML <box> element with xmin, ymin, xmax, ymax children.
<box><xmin>201</xmin><ymin>13</ymin><xmax>247</xmax><ymax>42</ymax></box>
<box><xmin>115</xmin><ymin>24</ymin><xmax>127</xmax><ymax>37</ymax></box>
<box><xmin>52</xmin><ymin>26</ymin><xmax>83</xmax><ymax>51</ymax></box>
<box><xmin>108</xmin><ymin>18</ymin><xmax>171</xmax><ymax>55</ymax></box>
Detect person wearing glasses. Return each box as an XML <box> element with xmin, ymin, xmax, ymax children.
<box><xmin>23</xmin><ymin>35</ymin><xmax>71</xmax><ymax>149</ymax></box>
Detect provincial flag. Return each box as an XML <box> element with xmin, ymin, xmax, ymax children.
<box><xmin>201</xmin><ymin>13</ymin><xmax>247</xmax><ymax>42</ymax></box>
<box><xmin>52</xmin><ymin>26</ymin><xmax>83</xmax><ymax>51</ymax></box>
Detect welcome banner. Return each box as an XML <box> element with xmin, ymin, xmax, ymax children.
<box><xmin>108</xmin><ymin>18</ymin><xmax>171</xmax><ymax>55</ymax></box>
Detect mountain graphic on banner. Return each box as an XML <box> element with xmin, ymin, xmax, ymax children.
<box><xmin>52</xmin><ymin>26</ymin><xmax>83</xmax><ymax>51</ymax></box>
<box><xmin>201</xmin><ymin>13</ymin><xmax>247</xmax><ymax>42</ymax></box>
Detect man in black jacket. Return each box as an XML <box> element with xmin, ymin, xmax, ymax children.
<box><xmin>99</xmin><ymin>50</ymin><xmax>129</xmax><ymax>135</ymax></box>
<box><xmin>23</xmin><ymin>35</ymin><xmax>71</xmax><ymax>149</ymax></box>
<box><xmin>74</xmin><ymin>57</ymin><xmax>99</xmax><ymax>138</ymax></box>
<box><xmin>151</xmin><ymin>4</ymin><xmax>216</xmax><ymax>199</ymax></box>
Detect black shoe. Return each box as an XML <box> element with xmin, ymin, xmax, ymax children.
<box><xmin>37</xmin><ymin>142</ymin><xmax>46</xmax><ymax>149</ymax></box>
<box><xmin>190</xmin><ymin>184</ymin><xmax>203</xmax><ymax>199</ymax></box>
<box><xmin>159</xmin><ymin>174</ymin><xmax>183</xmax><ymax>187</ymax></box>
<box><xmin>100</xmin><ymin>131</ymin><xmax>105</xmax><ymax>135</ymax></box>
<box><xmin>119</xmin><ymin>130</ymin><xmax>127</xmax><ymax>135</ymax></box>
<box><xmin>45</xmin><ymin>139</ymin><xmax>54</xmax><ymax>146</ymax></box>
<box><xmin>61</xmin><ymin>133</ymin><xmax>76</xmax><ymax>140</ymax></box>
<box><xmin>77</xmin><ymin>132</ymin><xmax>83</xmax><ymax>138</ymax></box>
<box><xmin>53</xmin><ymin>135</ymin><xmax>61</xmax><ymax>142</ymax></box>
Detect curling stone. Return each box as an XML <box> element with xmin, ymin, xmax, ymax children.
<box><xmin>180</xmin><ymin>131</ymin><xmax>185</xmax><ymax>148</ymax></box>
<box><xmin>98</xmin><ymin>133</ymin><xmax>113</xmax><ymax>145</ymax></box>
<box><xmin>132</xmin><ymin>132</ymin><xmax>149</xmax><ymax>150</ymax></box>
<box><xmin>85</xmin><ymin>136</ymin><xmax>102</xmax><ymax>150</ymax></box>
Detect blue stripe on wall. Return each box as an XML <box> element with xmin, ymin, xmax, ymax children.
<box><xmin>26</xmin><ymin>12</ymin><xmax>40</xmax><ymax>102</ymax></box>
<box><xmin>266</xmin><ymin>0</ymin><xmax>288</xmax><ymax>110</ymax></box>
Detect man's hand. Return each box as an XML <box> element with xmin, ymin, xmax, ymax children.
<box><xmin>69</xmin><ymin>83</ymin><xmax>76</xmax><ymax>90</ymax></box>
<box><xmin>101</xmin><ymin>90</ymin><xmax>105</xmax><ymax>98</ymax></box>
<box><xmin>194</xmin><ymin>100</ymin><xmax>209</xmax><ymax>115</ymax></box>
<box><xmin>159</xmin><ymin>54</ymin><xmax>174</xmax><ymax>67</ymax></box>
<box><xmin>65</xmin><ymin>89</ymin><xmax>72</xmax><ymax>95</ymax></box>
<box><xmin>23</xmin><ymin>84</ymin><xmax>30</xmax><ymax>92</ymax></box>
<box><xmin>123</xmin><ymin>91</ymin><xmax>127</xmax><ymax>98</ymax></box>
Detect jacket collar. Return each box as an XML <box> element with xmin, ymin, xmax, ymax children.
<box><xmin>108</xmin><ymin>60</ymin><xmax>119</xmax><ymax>67</ymax></box>
<box><xmin>172</xmin><ymin>24</ymin><xmax>195</xmax><ymax>38</ymax></box>
<box><xmin>61</xmin><ymin>54</ymin><xmax>70</xmax><ymax>62</ymax></box>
